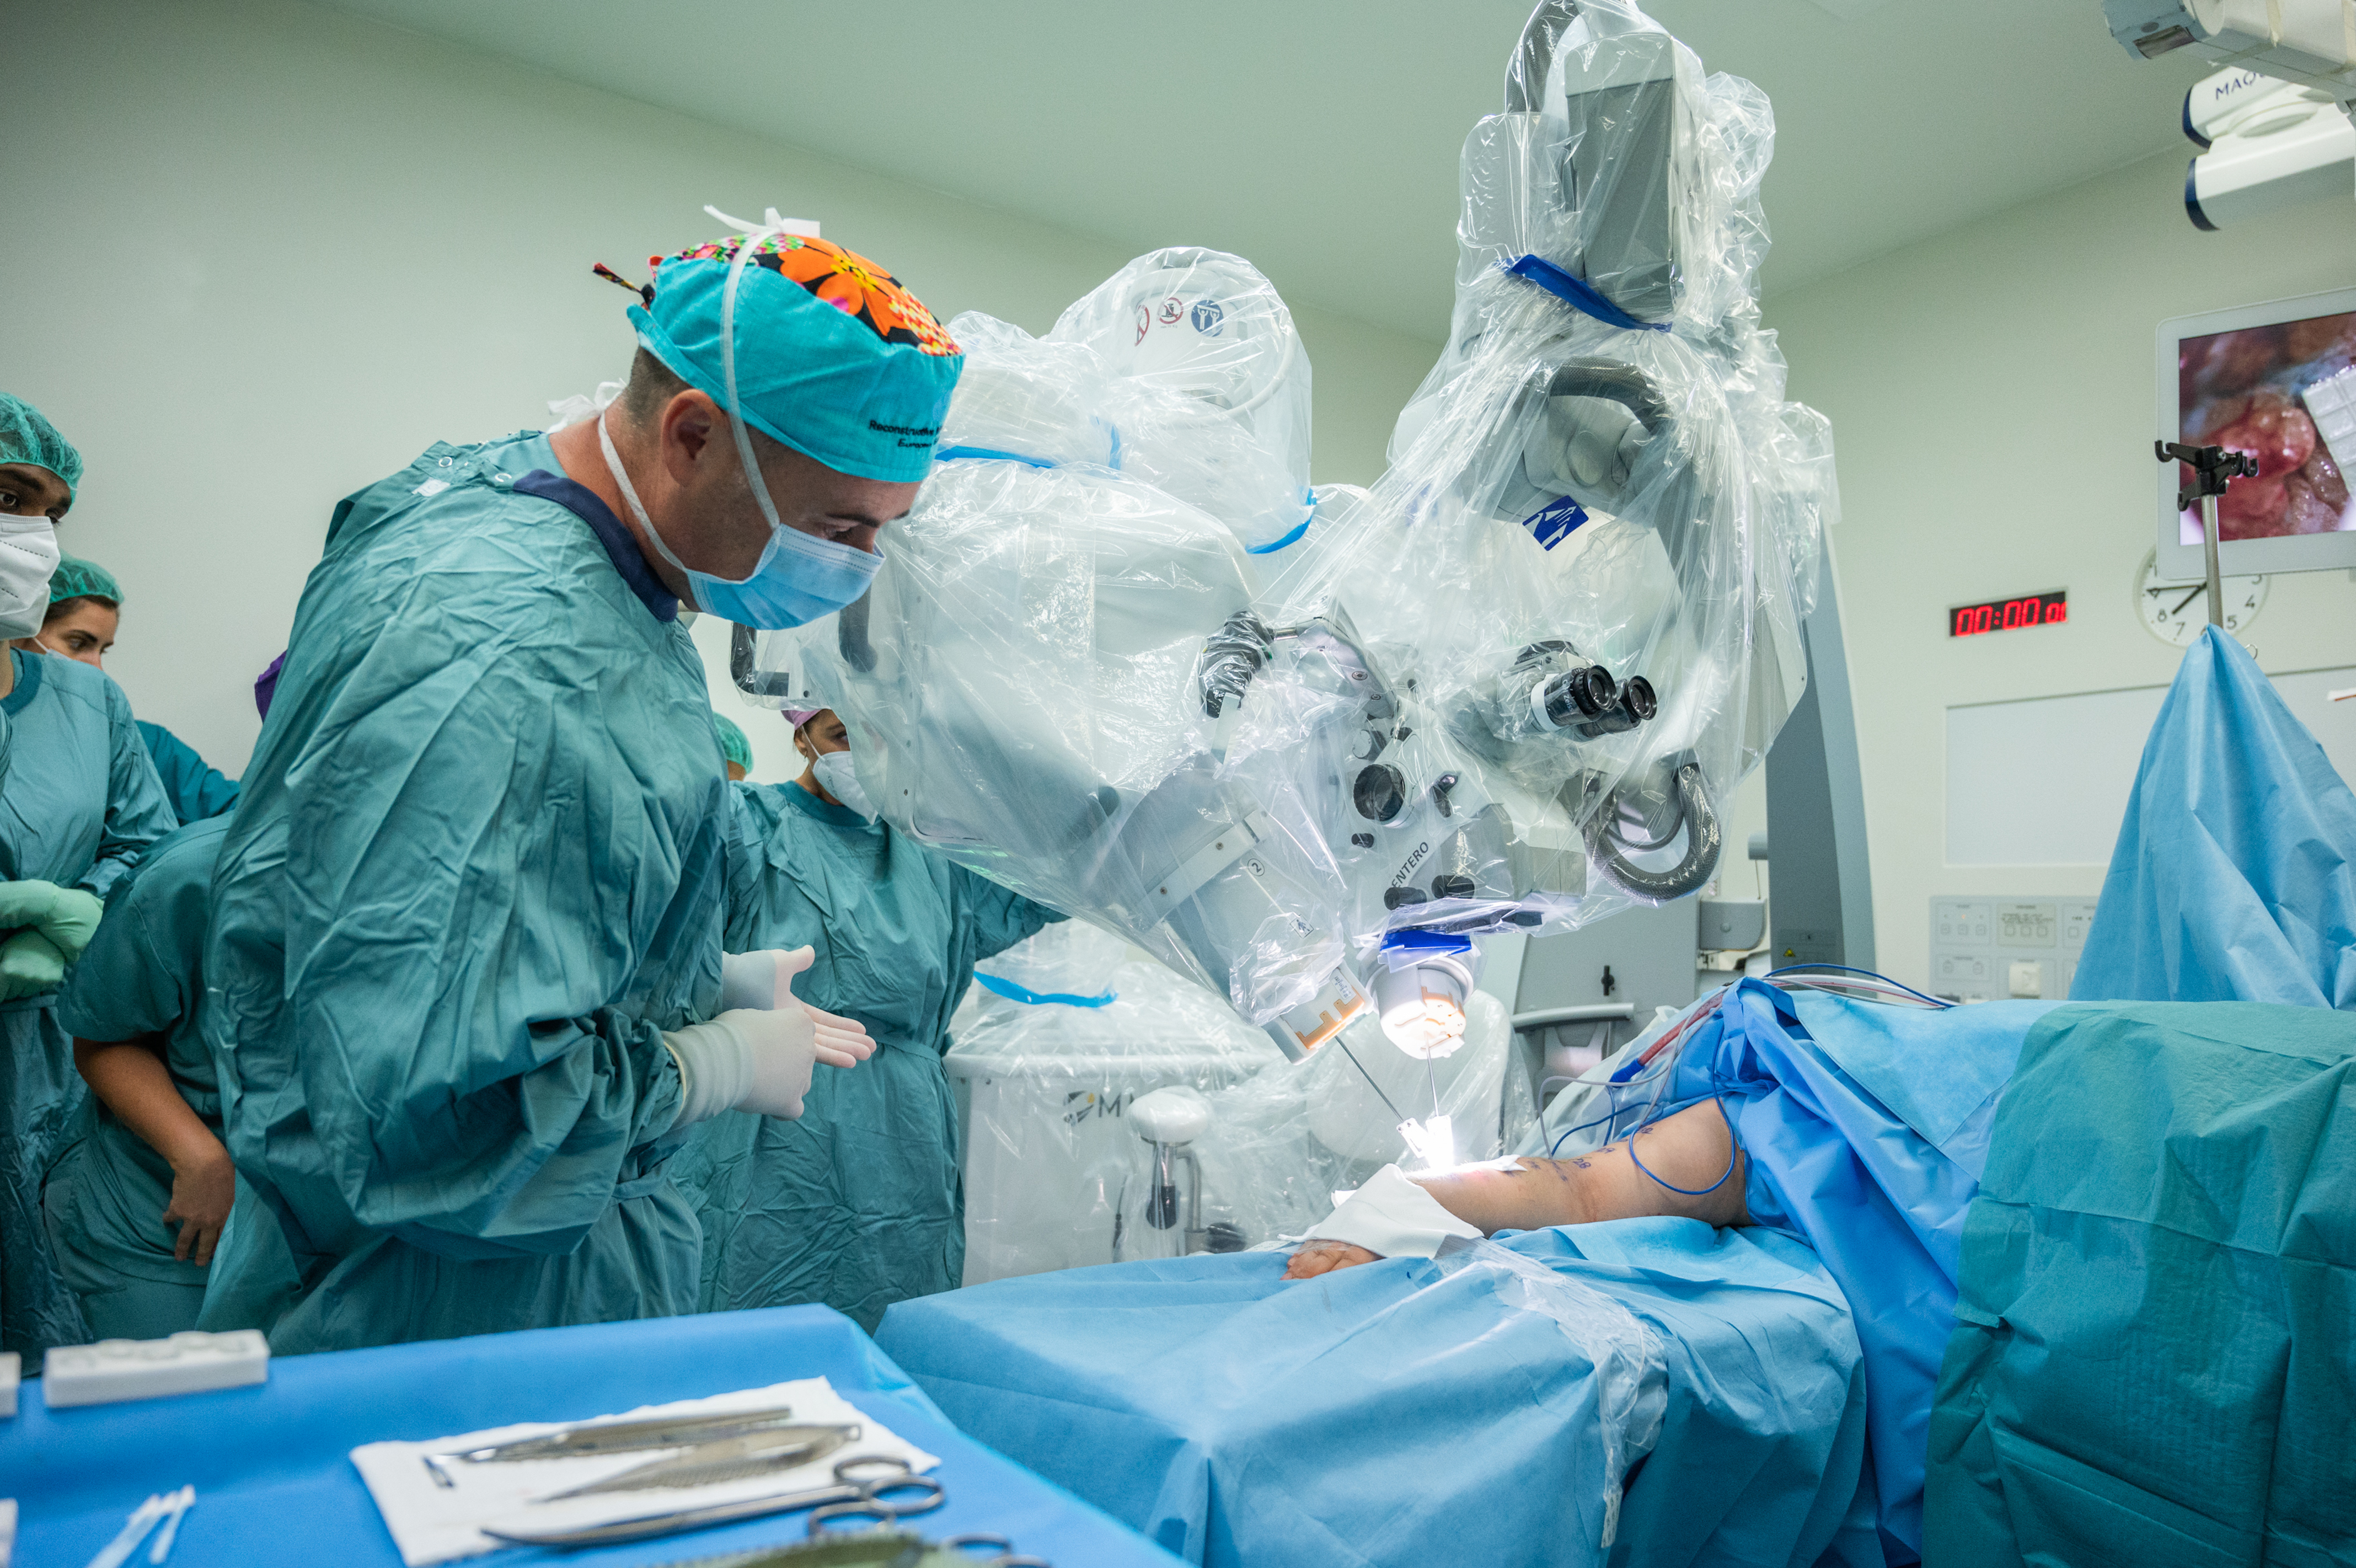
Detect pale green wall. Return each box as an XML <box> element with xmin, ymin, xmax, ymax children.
<box><xmin>3</xmin><ymin>0</ymin><xmax>1436</xmax><ymax>784</ymax></box>
<box><xmin>1742</xmin><ymin>147</ymin><xmax>2356</xmax><ymax>990</ymax></box>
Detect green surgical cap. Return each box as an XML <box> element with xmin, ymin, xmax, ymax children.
<box><xmin>0</xmin><ymin>393</ymin><xmax>83</xmax><ymax>496</ymax></box>
<box><xmin>713</xmin><ymin>711</ymin><xmax>752</xmax><ymax>770</ymax></box>
<box><xmin>49</xmin><ymin>555</ymin><xmax>121</xmax><ymax>606</ymax></box>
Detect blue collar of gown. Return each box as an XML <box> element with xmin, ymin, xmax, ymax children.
<box><xmin>512</xmin><ymin>468</ymin><xmax>679</xmax><ymax>623</ymax></box>
<box><xmin>2</xmin><ymin>649</ymin><xmax>44</xmax><ymax>716</ymax></box>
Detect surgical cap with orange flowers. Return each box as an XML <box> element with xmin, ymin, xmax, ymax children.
<box><xmin>623</xmin><ymin>229</ymin><xmax>962</xmax><ymax>485</ymax></box>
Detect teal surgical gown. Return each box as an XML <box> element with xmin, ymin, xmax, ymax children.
<box><xmin>0</xmin><ymin>650</ymin><xmax>177</xmax><ymax>1359</ymax></box>
<box><xmin>136</xmin><ymin>721</ymin><xmax>239</xmax><ymax>824</ymax></box>
<box><xmin>203</xmin><ymin>433</ymin><xmax>724</xmax><ymax>1355</ymax></box>
<box><xmin>44</xmin><ymin>817</ymin><xmax>299</xmax><ymax>1340</ymax></box>
<box><xmin>673</xmin><ymin>780</ymin><xmax>1058</xmax><ymax>1332</ymax></box>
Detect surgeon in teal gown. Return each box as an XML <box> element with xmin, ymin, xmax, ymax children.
<box><xmin>44</xmin><ymin>817</ymin><xmax>298</xmax><ymax>1339</ymax></box>
<box><xmin>0</xmin><ymin>645</ymin><xmax>178</xmax><ymax>1358</ymax></box>
<box><xmin>676</xmin><ymin>707</ymin><xmax>1060</xmax><ymax>1332</ymax></box>
<box><xmin>204</xmin><ymin>421</ymin><xmax>736</xmax><ymax>1355</ymax></box>
<box><xmin>204</xmin><ymin>226</ymin><xmax>962</xmax><ymax>1353</ymax></box>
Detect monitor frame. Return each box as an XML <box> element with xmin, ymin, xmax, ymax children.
<box><xmin>2156</xmin><ymin>284</ymin><xmax>2356</xmax><ymax>582</ymax></box>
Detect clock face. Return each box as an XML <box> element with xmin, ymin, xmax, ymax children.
<box><xmin>2136</xmin><ymin>548</ymin><xmax>2266</xmax><ymax>646</ymax></box>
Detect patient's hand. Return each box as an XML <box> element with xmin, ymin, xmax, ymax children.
<box><xmin>1283</xmin><ymin>1240</ymin><xmax>1380</xmax><ymax>1280</ymax></box>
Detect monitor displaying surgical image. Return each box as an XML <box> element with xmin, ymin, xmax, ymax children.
<box><xmin>2174</xmin><ymin>306</ymin><xmax>2356</xmax><ymax>542</ymax></box>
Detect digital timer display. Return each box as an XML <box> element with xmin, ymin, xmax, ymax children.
<box><xmin>1950</xmin><ymin>589</ymin><xmax>2066</xmax><ymax>638</ymax></box>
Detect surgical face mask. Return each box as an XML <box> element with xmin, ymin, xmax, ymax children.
<box><xmin>597</xmin><ymin>404</ymin><xmax>881</xmax><ymax>631</ymax></box>
<box><xmin>593</xmin><ymin>223</ymin><xmax>888</xmax><ymax>630</ymax></box>
<box><xmin>811</xmin><ymin>750</ymin><xmax>876</xmax><ymax>820</ymax></box>
<box><xmin>0</xmin><ymin>514</ymin><xmax>61</xmax><ymax>641</ymax></box>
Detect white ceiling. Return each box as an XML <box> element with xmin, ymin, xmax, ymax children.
<box><xmin>317</xmin><ymin>0</ymin><xmax>2215</xmax><ymax>341</ymax></box>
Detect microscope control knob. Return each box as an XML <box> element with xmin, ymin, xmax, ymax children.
<box><xmin>1130</xmin><ymin>1085</ymin><xmax>1213</xmax><ymax>1145</ymax></box>
<box><xmin>1353</xmin><ymin>763</ymin><xmax>1407</xmax><ymax>822</ymax></box>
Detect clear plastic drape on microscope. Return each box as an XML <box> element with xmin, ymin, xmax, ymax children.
<box><xmin>947</xmin><ymin>926</ymin><xmax>1288</xmax><ymax>1285</ymax></box>
<box><xmin>749</xmin><ymin>0</ymin><xmax>1837</xmax><ymax>1046</ymax></box>
<box><xmin>947</xmin><ymin>937</ymin><xmax>1536</xmax><ymax>1285</ymax></box>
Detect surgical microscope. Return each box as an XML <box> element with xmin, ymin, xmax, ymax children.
<box><xmin>746</xmin><ymin>0</ymin><xmax>1834</xmax><ymax>1087</ymax></box>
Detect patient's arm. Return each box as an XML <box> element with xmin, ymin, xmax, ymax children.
<box><xmin>1282</xmin><ymin>1100</ymin><xmax>1749</xmax><ymax>1280</ymax></box>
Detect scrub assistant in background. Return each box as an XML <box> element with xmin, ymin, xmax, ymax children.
<box><xmin>0</xmin><ymin>394</ymin><xmax>181</xmax><ymax>1364</ymax></box>
<box><xmin>20</xmin><ymin>554</ymin><xmax>245</xmax><ymax>823</ymax></box>
<box><xmin>666</xmin><ymin>699</ymin><xmax>1059</xmax><ymax>1334</ymax></box>
<box><xmin>0</xmin><ymin>392</ymin><xmax>71</xmax><ymax>643</ymax></box>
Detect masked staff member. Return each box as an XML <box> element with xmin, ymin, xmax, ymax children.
<box><xmin>0</xmin><ymin>394</ymin><xmax>176</xmax><ymax>1360</ymax></box>
<box><xmin>675</xmin><ymin>707</ymin><xmax>1060</xmax><ymax>1332</ymax></box>
<box><xmin>8</xmin><ymin>555</ymin><xmax>242</xmax><ymax>824</ymax></box>
<box><xmin>204</xmin><ymin>225</ymin><xmax>961</xmax><ymax>1351</ymax></box>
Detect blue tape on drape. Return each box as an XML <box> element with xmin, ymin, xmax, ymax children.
<box><xmin>936</xmin><ymin>446</ymin><xmax>1057</xmax><ymax>468</ymax></box>
<box><xmin>1246</xmin><ymin>504</ymin><xmax>1315</xmax><ymax>555</ymax></box>
<box><xmin>1502</xmin><ymin>255</ymin><xmax>1669</xmax><ymax>333</ymax></box>
<box><xmin>939</xmin><ymin>444</ymin><xmax>1307</xmax><ymax>553</ymax></box>
<box><xmin>1378</xmin><ymin>928</ymin><xmax>1476</xmax><ymax>972</ymax></box>
<box><xmin>974</xmin><ymin>972</ymin><xmax>1118</xmax><ymax>1008</ymax></box>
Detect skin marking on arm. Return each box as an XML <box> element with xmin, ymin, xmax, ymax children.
<box><xmin>1281</xmin><ymin>1101</ymin><xmax>1750</xmax><ymax>1281</ymax></box>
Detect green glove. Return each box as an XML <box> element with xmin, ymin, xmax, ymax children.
<box><xmin>0</xmin><ymin>879</ymin><xmax>64</xmax><ymax>930</ymax></box>
<box><xmin>0</xmin><ymin>928</ymin><xmax>67</xmax><ymax>1001</ymax></box>
<box><xmin>0</xmin><ymin>880</ymin><xmax>105</xmax><ymax>964</ymax></box>
<box><xmin>42</xmin><ymin>887</ymin><xmax>103</xmax><ymax>964</ymax></box>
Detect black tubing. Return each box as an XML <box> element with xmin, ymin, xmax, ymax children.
<box><xmin>1584</xmin><ymin>761</ymin><xmax>1721</xmax><ymax>904</ymax></box>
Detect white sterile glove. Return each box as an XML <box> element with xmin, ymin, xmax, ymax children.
<box><xmin>719</xmin><ymin>949</ymin><xmax>786</xmax><ymax>1011</ymax></box>
<box><xmin>719</xmin><ymin>946</ymin><xmax>871</xmax><ymax>1062</ymax></box>
<box><xmin>665</xmin><ymin>1003</ymin><xmax>875</xmax><ymax>1128</ymax></box>
<box><xmin>1300</xmin><ymin>1164</ymin><xmax>1481</xmax><ymax>1262</ymax></box>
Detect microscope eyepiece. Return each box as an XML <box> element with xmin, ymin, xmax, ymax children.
<box><xmin>1541</xmin><ymin>663</ymin><xmax>1618</xmax><ymax>727</ymax></box>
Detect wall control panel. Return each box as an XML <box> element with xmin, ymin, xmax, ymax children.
<box><xmin>1929</xmin><ymin>896</ymin><xmax>2097</xmax><ymax>1001</ymax></box>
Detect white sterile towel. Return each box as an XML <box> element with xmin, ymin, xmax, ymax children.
<box><xmin>350</xmin><ymin>1377</ymin><xmax>938</xmax><ymax>1566</ymax></box>
<box><xmin>2304</xmin><ymin>363</ymin><xmax>2356</xmax><ymax>475</ymax></box>
<box><xmin>1301</xmin><ymin>1163</ymin><xmax>1484</xmax><ymax>1259</ymax></box>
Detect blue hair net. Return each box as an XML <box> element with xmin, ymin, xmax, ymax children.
<box><xmin>0</xmin><ymin>393</ymin><xmax>83</xmax><ymax>496</ymax></box>
<box><xmin>48</xmin><ymin>555</ymin><xmax>121</xmax><ymax>606</ymax></box>
<box><xmin>712</xmin><ymin>711</ymin><xmax>752</xmax><ymax>770</ymax></box>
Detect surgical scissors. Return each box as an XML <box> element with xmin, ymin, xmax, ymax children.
<box><xmin>478</xmin><ymin>1454</ymin><xmax>944</xmax><ymax>1549</ymax></box>
<box><xmin>802</xmin><ymin>1517</ymin><xmax>1053</xmax><ymax>1567</ymax></box>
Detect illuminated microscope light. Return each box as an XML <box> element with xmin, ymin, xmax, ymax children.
<box><xmin>1397</xmin><ymin>1113</ymin><xmax>1457</xmax><ymax>1174</ymax></box>
<box><xmin>1370</xmin><ymin>952</ymin><xmax>1477</xmax><ymax>1059</ymax></box>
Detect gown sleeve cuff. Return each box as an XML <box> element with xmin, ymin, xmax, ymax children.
<box><xmin>663</xmin><ymin>1018</ymin><xmax>754</xmax><ymax>1130</ymax></box>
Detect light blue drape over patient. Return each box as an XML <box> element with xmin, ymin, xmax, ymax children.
<box><xmin>2072</xmin><ymin>626</ymin><xmax>2356</xmax><ymax>1009</ymax></box>
<box><xmin>880</xmin><ymin>1221</ymin><xmax>1873</xmax><ymax>1567</ymax></box>
<box><xmin>1663</xmin><ymin>983</ymin><xmax>2060</xmax><ymax>1564</ymax></box>
<box><xmin>882</xmin><ymin>978</ymin><xmax>2060</xmax><ymax>1568</ymax></box>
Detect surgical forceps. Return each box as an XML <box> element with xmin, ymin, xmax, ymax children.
<box><xmin>478</xmin><ymin>1454</ymin><xmax>945</xmax><ymax>1550</ymax></box>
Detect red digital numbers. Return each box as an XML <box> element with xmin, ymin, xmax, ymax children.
<box><xmin>1950</xmin><ymin>590</ymin><xmax>2066</xmax><ymax>638</ymax></box>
